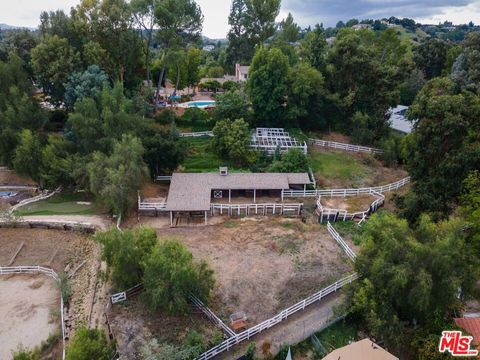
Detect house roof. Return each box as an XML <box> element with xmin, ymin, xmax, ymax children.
<box><xmin>322</xmin><ymin>339</ymin><xmax>398</xmax><ymax>360</ymax></box>
<box><xmin>165</xmin><ymin>172</ymin><xmax>310</xmax><ymax>212</ymax></box>
<box><xmin>388</xmin><ymin>105</ymin><xmax>414</xmax><ymax>134</ymax></box>
<box><xmin>455</xmin><ymin>317</ymin><xmax>480</xmax><ymax>346</ymax></box>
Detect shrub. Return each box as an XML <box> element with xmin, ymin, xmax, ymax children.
<box><xmin>180</xmin><ymin>108</ymin><xmax>210</xmax><ymax>125</ymax></box>
<box><xmin>143</xmin><ymin>238</ymin><xmax>215</xmax><ymax>315</ymax></box>
<box><xmin>96</xmin><ymin>227</ymin><xmax>157</xmax><ymax>289</ymax></box>
<box><xmin>269</xmin><ymin>149</ymin><xmax>309</xmax><ymax>173</ymax></box>
<box><xmin>66</xmin><ymin>327</ymin><xmax>115</xmax><ymax>360</ymax></box>
<box><xmin>155</xmin><ymin>109</ymin><xmax>178</xmax><ymax>125</ymax></box>
<box><xmin>57</xmin><ymin>271</ymin><xmax>71</xmax><ymax>304</ymax></box>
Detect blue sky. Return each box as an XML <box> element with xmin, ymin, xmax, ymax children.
<box><xmin>1</xmin><ymin>0</ymin><xmax>479</xmax><ymax>38</ymax></box>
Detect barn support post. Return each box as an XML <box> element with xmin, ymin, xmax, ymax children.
<box><xmin>229</xmin><ymin>189</ymin><xmax>231</xmax><ymax>203</ymax></box>
<box><xmin>253</xmin><ymin>189</ymin><xmax>256</xmax><ymax>203</ymax></box>
<box><xmin>170</xmin><ymin>211</ymin><xmax>173</xmax><ymax>226</ymax></box>
<box><xmin>204</xmin><ymin>211</ymin><xmax>207</xmax><ymax>225</ymax></box>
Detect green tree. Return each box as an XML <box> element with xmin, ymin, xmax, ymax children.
<box><xmin>214</xmin><ymin>90</ymin><xmax>250</xmax><ymax>121</ymax></box>
<box><xmin>451</xmin><ymin>32</ymin><xmax>480</xmax><ymax>91</ymax></box>
<box><xmin>414</xmin><ymin>38</ymin><xmax>450</xmax><ymax>79</ymax></box>
<box><xmin>12</xmin><ymin>129</ymin><xmax>43</xmax><ymax>182</ymax></box>
<box><xmin>269</xmin><ymin>149</ymin><xmax>309</xmax><ymax>173</ymax></box>
<box><xmin>143</xmin><ymin>238</ymin><xmax>215</xmax><ymax>314</ymax></box>
<box><xmin>31</xmin><ymin>35</ymin><xmax>81</xmax><ymax>104</ymax></box>
<box><xmin>212</xmin><ymin>118</ymin><xmax>252</xmax><ymax>166</ymax></box>
<box><xmin>300</xmin><ymin>24</ymin><xmax>327</xmax><ymax>71</ymax></box>
<box><xmin>40</xmin><ymin>135</ymin><xmax>77</xmax><ymax>188</ymax></box>
<box><xmin>403</xmin><ymin>77</ymin><xmax>480</xmax><ymax>221</ymax></box>
<box><xmin>87</xmin><ymin>134</ymin><xmax>149</xmax><ymax>216</ymax></box>
<box><xmin>97</xmin><ymin>227</ymin><xmax>157</xmax><ymax>289</ymax></box>
<box><xmin>247</xmin><ymin>47</ymin><xmax>290</xmax><ymax>126</ymax></box>
<box><xmin>351</xmin><ymin>212</ymin><xmax>478</xmax><ymax>350</ymax></box>
<box><xmin>64</xmin><ymin>65</ymin><xmax>109</xmax><ymax>109</ymax></box>
<box><xmin>289</xmin><ymin>62</ymin><xmax>326</xmax><ymax>129</ymax></box>
<box><xmin>186</xmin><ymin>47</ymin><xmax>202</xmax><ymax>91</ymax></box>
<box><xmin>66</xmin><ymin>327</ymin><xmax>115</xmax><ymax>360</ymax></box>
<box><xmin>277</xmin><ymin>13</ymin><xmax>300</xmax><ymax>43</ymax></box>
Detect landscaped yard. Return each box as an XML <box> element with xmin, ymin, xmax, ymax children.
<box><xmin>14</xmin><ymin>191</ymin><xmax>103</xmax><ymax>216</ymax></box>
<box><xmin>182</xmin><ymin>137</ymin><xmax>223</xmax><ymax>172</ymax></box>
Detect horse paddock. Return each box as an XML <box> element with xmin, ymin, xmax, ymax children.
<box><xmin>0</xmin><ymin>274</ymin><xmax>60</xmax><ymax>360</ymax></box>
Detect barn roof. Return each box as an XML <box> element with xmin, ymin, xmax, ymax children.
<box><xmin>165</xmin><ymin>172</ymin><xmax>310</xmax><ymax>212</ymax></box>
<box><xmin>322</xmin><ymin>339</ymin><xmax>398</xmax><ymax>360</ymax></box>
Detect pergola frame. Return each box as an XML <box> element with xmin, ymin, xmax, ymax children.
<box><xmin>250</xmin><ymin>128</ymin><xmax>308</xmax><ymax>155</ymax></box>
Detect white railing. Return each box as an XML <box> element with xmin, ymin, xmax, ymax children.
<box><xmin>0</xmin><ymin>266</ymin><xmax>66</xmax><ymax>360</ymax></box>
<box><xmin>137</xmin><ymin>191</ymin><xmax>168</xmax><ymax>212</ymax></box>
<box><xmin>195</xmin><ymin>273</ymin><xmax>358</xmax><ymax>360</ymax></box>
<box><xmin>309</xmin><ymin>138</ymin><xmax>384</xmax><ymax>154</ymax></box>
<box><xmin>0</xmin><ymin>185</ymin><xmax>37</xmax><ymax>191</ymax></box>
<box><xmin>210</xmin><ymin>203</ymin><xmax>303</xmax><ymax>217</ymax></box>
<box><xmin>250</xmin><ymin>142</ymin><xmax>309</xmax><ymax>155</ymax></box>
<box><xmin>190</xmin><ymin>295</ymin><xmax>236</xmax><ymax>338</ymax></box>
<box><xmin>316</xmin><ymin>190</ymin><xmax>385</xmax><ymax>223</ymax></box>
<box><xmin>282</xmin><ymin>177</ymin><xmax>410</xmax><ymax>198</ymax></box>
<box><xmin>327</xmin><ymin>222</ymin><xmax>357</xmax><ymax>261</ymax></box>
<box><xmin>179</xmin><ymin>131</ymin><xmax>214</xmax><ymax>137</ymax></box>
<box><xmin>9</xmin><ymin>187</ymin><xmax>61</xmax><ymax>214</ymax></box>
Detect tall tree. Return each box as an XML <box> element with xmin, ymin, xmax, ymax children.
<box><xmin>247</xmin><ymin>47</ymin><xmax>290</xmax><ymax>126</ymax></box>
<box><xmin>154</xmin><ymin>0</ymin><xmax>203</xmax><ymax>105</ymax></box>
<box><xmin>299</xmin><ymin>24</ymin><xmax>327</xmax><ymax>71</ymax></box>
<box><xmin>277</xmin><ymin>13</ymin><xmax>300</xmax><ymax>43</ymax></box>
<box><xmin>414</xmin><ymin>38</ymin><xmax>450</xmax><ymax>80</ymax></box>
<box><xmin>403</xmin><ymin>77</ymin><xmax>480</xmax><ymax>221</ymax></box>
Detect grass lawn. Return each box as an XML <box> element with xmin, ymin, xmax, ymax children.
<box><xmin>15</xmin><ymin>191</ymin><xmax>103</xmax><ymax>216</ymax></box>
<box><xmin>182</xmin><ymin>137</ymin><xmax>223</xmax><ymax>172</ymax></box>
<box><xmin>309</xmin><ymin>150</ymin><xmax>370</xmax><ymax>182</ymax></box>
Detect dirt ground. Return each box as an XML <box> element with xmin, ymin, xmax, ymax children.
<box><xmin>147</xmin><ymin>218</ymin><xmax>353</xmax><ymax>327</ymax></box>
<box><xmin>0</xmin><ymin>228</ymin><xmax>104</xmax><ymax>347</ymax></box>
<box><xmin>321</xmin><ymin>194</ymin><xmax>379</xmax><ymax>212</ymax></box>
<box><xmin>0</xmin><ymin>168</ymin><xmax>35</xmax><ymax>186</ymax></box>
<box><xmin>0</xmin><ymin>274</ymin><xmax>59</xmax><ymax>360</ymax></box>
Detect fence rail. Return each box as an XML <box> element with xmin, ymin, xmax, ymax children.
<box><xmin>327</xmin><ymin>222</ymin><xmax>357</xmax><ymax>260</ymax></box>
<box><xmin>195</xmin><ymin>273</ymin><xmax>358</xmax><ymax>360</ymax></box>
<box><xmin>210</xmin><ymin>203</ymin><xmax>303</xmax><ymax>217</ymax></box>
<box><xmin>0</xmin><ymin>266</ymin><xmax>66</xmax><ymax>360</ymax></box>
<box><xmin>282</xmin><ymin>177</ymin><xmax>410</xmax><ymax>198</ymax></box>
<box><xmin>9</xmin><ymin>187</ymin><xmax>61</xmax><ymax>214</ymax></box>
<box><xmin>0</xmin><ymin>185</ymin><xmax>38</xmax><ymax>191</ymax></box>
<box><xmin>309</xmin><ymin>138</ymin><xmax>384</xmax><ymax>154</ymax></box>
<box><xmin>190</xmin><ymin>295</ymin><xmax>236</xmax><ymax>338</ymax></box>
<box><xmin>179</xmin><ymin>131</ymin><xmax>214</xmax><ymax>137</ymax></box>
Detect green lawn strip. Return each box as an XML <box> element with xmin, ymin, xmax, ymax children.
<box><xmin>309</xmin><ymin>150</ymin><xmax>370</xmax><ymax>182</ymax></box>
<box><xmin>14</xmin><ymin>191</ymin><xmax>103</xmax><ymax>216</ymax></box>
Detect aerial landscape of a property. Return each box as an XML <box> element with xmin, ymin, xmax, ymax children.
<box><xmin>1</xmin><ymin>0</ymin><xmax>480</xmax><ymax>359</ymax></box>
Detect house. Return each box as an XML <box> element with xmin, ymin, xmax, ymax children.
<box><xmin>322</xmin><ymin>338</ymin><xmax>399</xmax><ymax>360</ymax></box>
<box><xmin>203</xmin><ymin>44</ymin><xmax>215</xmax><ymax>52</ymax></box>
<box><xmin>455</xmin><ymin>317</ymin><xmax>480</xmax><ymax>348</ymax></box>
<box><xmin>164</xmin><ymin>169</ymin><xmax>310</xmax><ymax>225</ymax></box>
<box><xmin>352</xmin><ymin>23</ymin><xmax>372</xmax><ymax>30</ymax></box>
<box><xmin>388</xmin><ymin>105</ymin><xmax>413</xmax><ymax>135</ymax></box>
<box><xmin>235</xmin><ymin>63</ymin><xmax>250</xmax><ymax>82</ymax></box>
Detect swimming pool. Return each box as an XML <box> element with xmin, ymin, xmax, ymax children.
<box><xmin>179</xmin><ymin>100</ymin><xmax>216</xmax><ymax>109</ymax></box>
<box><xmin>0</xmin><ymin>191</ymin><xmax>17</xmax><ymax>198</ymax></box>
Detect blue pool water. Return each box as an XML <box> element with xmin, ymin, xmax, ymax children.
<box><xmin>0</xmin><ymin>191</ymin><xmax>16</xmax><ymax>198</ymax></box>
<box><xmin>186</xmin><ymin>100</ymin><xmax>216</xmax><ymax>108</ymax></box>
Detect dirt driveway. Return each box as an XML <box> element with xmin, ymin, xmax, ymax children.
<box><xmin>0</xmin><ymin>274</ymin><xmax>59</xmax><ymax>359</ymax></box>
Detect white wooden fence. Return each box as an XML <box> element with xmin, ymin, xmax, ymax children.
<box><xmin>194</xmin><ymin>273</ymin><xmax>358</xmax><ymax>360</ymax></box>
<box><xmin>210</xmin><ymin>203</ymin><xmax>303</xmax><ymax>217</ymax></box>
<box><xmin>9</xmin><ymin>187</ymin><xmax>61</xmax><ymax>214</ymax></box>
<box><xmin>190</xmin><ymin>295</ymin><xmax>236</xmax><ymax>338</ymax></box>
<box><xmin>137</xmin><ymin>191</ymin><xmax>167</xmax><ymax>212</ymax></box>
<box><xmin>282</xmin><ymin>177</ymin><xmax>410</xmax><ymax>198</ymax></box>
<box><xmin>327</xmin><ymin>222</ymin><xmax>357</xmax><ymax>261</ymax></box>
<box><xmin>309</xmin><ymin>138</ymin><xmax>384</xmax><ymax>155</ymax></box>
<box><xmin>0</xmin><ymin>185</ymin><xmax>38</xmax><ymax>191</ymax></box>
<box><xmin>179</xmin><ymin>131</ymin><xmax>214</xmax><ymax>137</ymax></box>
<box><xmin>0</xmin><ymin>266</ymin><xmax>66</xmax><ymax>360</ymax></box>
<box><xmin>316</xmin><ymin>190</ymin><xmax>385</xmax><ymax>223</ymax></box>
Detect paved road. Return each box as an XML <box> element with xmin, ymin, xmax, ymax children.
<box><xmin>216</xmin><ymin>292</ymin><xmax>344</xmax><ymax>360</ymax></box>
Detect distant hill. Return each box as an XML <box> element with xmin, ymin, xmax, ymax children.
<box><xmin>0</xmin><ymin>23</ymin><xmax>36</xmax><ymax>31</ymax></box>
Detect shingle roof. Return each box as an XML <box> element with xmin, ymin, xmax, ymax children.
<box><xmin>165</xmin><ymin>172</ymin><xmax>310</xmax><ymax>212</ymax></box>
<box><xmin>455</xmin><ymin>317</ymin><xmax>480</xmax><ymax>347</ymax></box>
<box><xmin>322</xmin><ymin>339</ymin><xmax>398</xmax><ymax>360</ymax></box>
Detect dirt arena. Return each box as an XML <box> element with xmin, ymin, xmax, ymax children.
<box><xmin>0</xmin><ymin>275</ymin><xmax>59</xmax><ymax>360</ymax></box>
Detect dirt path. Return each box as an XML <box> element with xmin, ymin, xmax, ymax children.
<box><xmin>217</xmin><ymin>292</ymin><xmax>344</xmax><ymax>359</ymax></box>
<box><xmin>19</xmin><ymin>215</ymin><xmax>112</xmax><ymax>230</ymax></box>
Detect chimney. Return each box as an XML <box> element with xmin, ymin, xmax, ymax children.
<box><xmin>220</xmin><ymin>167</ymin><xmax>228</xmax><ymax>176</ymax></box>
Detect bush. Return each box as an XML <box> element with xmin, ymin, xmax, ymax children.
<box><xmin>212</xmin><ymin>118</ymin><xmax>253</xmax><ymax>166</ymax></box>
<box><xmin>180</xmin><ymin>108</ymin><xmax>210</xmax><ymax>125</ymax></box>
<box><xmin>96</xmin><ymin>227</ymin><xmax>157</xmax><ymax>289</ymax></box>
<box><xmin>155</xmin><ymin>109</ymin><xmax>178</xmax><ymax>125</ymax></box>
<box><xmin>143</xmin><ymin>238</ymin><xmax>215</xmax><ymax>315</ymax></box>
<box><xmin>12</xmin><ymin>347</ymin><xmax>39</xmax><ymax>360</ymax></box>
<box><xmin>222</xmin><ymin>80</ymin><xmax>240</xmax><ymax>91</ymax></box>
<box><xmin>57</xmin><ymin>271</ymin><xmax>71</xmax><ymax>304</ymax></box>
<box><xmin>66</xmin><ymin>327</ymin><xmax>115</xmax><ymax>360</ymax></box>
<box><xmin>269</xmin><ymin>149</ymin><xmax>309</xmax><ymax>173</ymax></box>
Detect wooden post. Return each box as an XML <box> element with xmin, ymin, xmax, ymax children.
<box><xmin>253</xmin><ymin>189</ymin><xmax>256</xmax><ymax>203</ymax></box>
<box><xmin>229</xmin><ymin>189</ymin><xmax>231</xmax><ymax>203</ymax></box>
<box><xmin>204</xmin><ymin>211</ymin><xmax>207</xmax><ymax>225</ymax></box>
<box><xmin>170</xmin><ymin>211</ymin><xmax>173</xmax><ymax>226</ymax></box>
